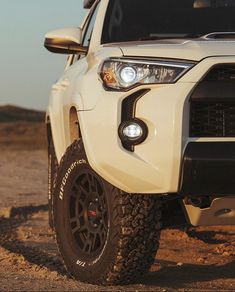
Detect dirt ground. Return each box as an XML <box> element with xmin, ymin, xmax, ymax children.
<box><xmin>0</xmin><ymin>122</ymin><xmax>235</xmax><ymax>291</ymax></box>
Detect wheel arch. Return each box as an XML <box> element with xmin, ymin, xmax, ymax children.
<box><xmin>46</xmin><ymin>105</ymin><xmax>82</xmax><ymax>163</ymax></box>
<box><xmin>69</xmin><ymin>106</ymin><xmax>81</xmax><ymax>143</ymax></box>
<box><xmin>45</xmin><ymin>113</ymin><xmax>52</xmax><ymax>148</ymax></box>
<box><xmin>46</xmin><ymin>110</ymin><xmax>65</xmax><ymax>163</ymax></box>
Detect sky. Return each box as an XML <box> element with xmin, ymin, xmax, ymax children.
<box><xmin>0</xmin><ymin>0</ymin><xmax>86</xmax><ymax>110</ymax></box>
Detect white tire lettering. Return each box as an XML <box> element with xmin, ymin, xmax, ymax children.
<box><xmin>62</xmin><ymin>177</ymin><xmax>66</xmax><ymax>186</ymax></box>
<box><xmin>76</xmin><ymin>259</ymin><xmax>86</xmax><ymax>267</ymax></box>
<box><xmin>59</xmin><ymin>191</ymin><xmax>63</xmax><ymax>200</ymax></box>
<box><xmin>59</xmin><ymin>159</ymin><xmax>87</xmax><ymax>200</ymax></box>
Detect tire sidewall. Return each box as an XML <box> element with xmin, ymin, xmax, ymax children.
<box><xmin>48</xmin><ymin>137</ymin><xmax>58</xmax><ymax>228</ymax></box>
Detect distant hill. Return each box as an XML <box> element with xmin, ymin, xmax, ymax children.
<box><xmin>0</xmin><ymin>105</ymin><xmax>45</xmax><ymax>122</ymax></box>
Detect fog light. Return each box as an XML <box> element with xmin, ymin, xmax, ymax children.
<box><xmin>118</xmin><ymin>119</ymin><xmax>148</xmax><ymax>151</ymax></box>
<box><xmin>123</xmin><ymin>123</ymin><xmax>143</xmax><ymax>140</ymax></box>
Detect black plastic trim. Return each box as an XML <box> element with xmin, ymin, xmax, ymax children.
<box><xmin>190</xmin><ymin>81</ymin><xmax>235</xmax><ymax>101</ymax></box>
<box><xmin>121</xmin><ymin>89</ymin><xmax>150</xmax><ymax>121</ymax></box>
<box><xmin>180</xmin><ymin>142</ymin><xmax>235</xmax><ymax>195</ymax></box>
<box><xmin>120</xmin><ymin>89</ymin><xmax>150</xmax><ymax>151</ymax></box>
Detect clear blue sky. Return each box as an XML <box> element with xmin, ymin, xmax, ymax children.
<box><xmin>0</xmin><ymin>0</ymin><xmax>86</xmax><ymax>110</ymax></box>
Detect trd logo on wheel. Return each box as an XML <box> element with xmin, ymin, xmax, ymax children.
<box><xmin>59</xmin><ymin>160</ymin><xmax>87</xmax><ymax>200</ymax></box>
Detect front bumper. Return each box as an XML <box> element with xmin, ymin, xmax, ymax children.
<box><xmin>79</xmin><ymin>56</ymin><xmax>235</xmax><ymax>194</ymax></box>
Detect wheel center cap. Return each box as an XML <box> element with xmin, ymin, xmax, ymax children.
<box><xmin>87</xmin><ymin>201</ymin><xmax>101</xmax><ymax>227</ymax></box>
<box><xmin>88</xmin><ymin>209</ymin><xmax>97</xmax><ymax>217</ymax></box>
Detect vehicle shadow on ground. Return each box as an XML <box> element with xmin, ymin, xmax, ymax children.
<box><xmin>0</xmin><ymin>204</ymin><xmax>68</xmax><ymax>276</ymax></box>
<box><xmin>0</xmin><ymin>204</ymin><xmax>234</xmax><ymax>289</ymax></box>
<box><xmin>186</xmin><ymin>228</ymin><xmax>231</xmax><ymax>244</ymax></box>
<box><xmin>166</xmin><ymin>225</ymin><xmax>231</xmax><ymax>245</ymax></box>
<box><xmin>141</xmin><ymin>260</ymin><xmax>235</xmax><ymax>288</ymax></box>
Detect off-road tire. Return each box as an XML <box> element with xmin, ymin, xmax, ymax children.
<box><xmin>48</xmin><ymin>135</ymin><xmax>58</xmax><ymax>228</ymax></box>
<box><xmin>53</xmin><ymin>140</ymin><xmax>162</xmax><ymax>285</ymax></box>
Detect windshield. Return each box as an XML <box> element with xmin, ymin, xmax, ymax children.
<box><xmin>101</xmin><ymin>0</ymin><xmax>235</xmax><ymax>43</ymax></box>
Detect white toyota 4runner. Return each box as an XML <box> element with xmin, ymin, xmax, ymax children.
<box><xmin>45</xmin><ymin>0</ymin><xmax>235</xmax><ymax>285</ymax></box>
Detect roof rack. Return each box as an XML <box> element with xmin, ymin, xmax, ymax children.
<box><xmin>83</xmin><ymin>0</ymin><xmax>96</xmax><ymax>9</ymax></box>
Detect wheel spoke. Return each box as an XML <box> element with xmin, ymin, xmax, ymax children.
<box><xmin>94</xmin><ymin>179</ymin><xmax>100</xmax><ymax>196</ymax></box>
<box><xmin>102</xmin><ymin>212</ymin><xmax>108</xmax><ymax>226</ymax></box>
<box><xmin>80</xmin><ymin>174</ymin><xmax>88</xmax><ymax>186</ymax></box>
<box><xmin>69</xmin><ymin>169</ymin><xmax>108</xmax><ymax>256</ymax></box>
<box><xmin>71</xmin><ymin>185</ymin><xmax>79</xmax><ymax>197</ymax></box>
<box><xmin>70</xmin><ymin>217</ymin><xmax>77</xmax><ymax>224</ymax></box>
<box><xmin>79</xmin><ymin>231</ymin><xmax>88</xmax><ymax>249</ymax></box>
<box><xmin>71</xmin><ymin>225</ymin><xmax>80</xmax><ymax>235</ymax></box>
<box><xmin>101</xmin><ymin>230</ymin><xmax>107</xmax><ymax>241</ymax></box>
<box><xmin>81</xmin><ymin>232</ymin><xmax>92</xmax><ymax>253</ymax></box>
<box><xmin>88</xmin><ymin>173</ymin><xmax>97</xmax><ymax>193</ymax></box>
<box><xmin>79</xmin><ymin>183</ymin><xmax>90</xmax><ymax>199</ymax></box>
<box><xmin>90</xmin><ymin>234</ymin><xmax>96</xmax><ymax>251</ymax></box>
<box><xmin>76</xmin><ymin>198</ymin><xmax>83</xmax><ymax>214</ymax></box>
<box><xmin>86</xmin><ymin>173</ymin><xmax>92</xmax><ymax>192</ymax></box>
<box><xmin>83</xmin><ymin>242</ymin><xmax>91</xmax><ymax>253</ymax></box>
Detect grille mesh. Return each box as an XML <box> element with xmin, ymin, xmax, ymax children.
<box><xmin>190</xmin><ymin>64</ymin><xmax>235</xmax><ymax>137</ymax></box>
<box><xmin>205</xmin><ymin>65</ymin><xmax>235</xmax><ymax>82</ymax></box>
<box><xmin>190</xmin><ymin>101</ymin><xmax>235</xmax><ymax>137</ymax></box>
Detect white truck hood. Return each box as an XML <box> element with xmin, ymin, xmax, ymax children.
<box><xmin>112</xmin><ymin>39</ymin><xmax>235</xmax><ymax>61</ymax></box>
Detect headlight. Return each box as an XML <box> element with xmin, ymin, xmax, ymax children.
<box><xmin>98</xmin><ymin>58</ymin><xmax>195</xmax><ymax>90</ymax></box>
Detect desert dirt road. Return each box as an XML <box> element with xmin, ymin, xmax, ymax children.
<box><xmin>0</xmin><ymin>122</ymin><xmax>235</xmax><ymax>291</ymax></box>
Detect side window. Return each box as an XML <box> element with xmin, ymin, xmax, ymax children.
<box><xmin>82</xmin><ymin>2</ymin><xmax>100</xmax><ymax>47</ymax></box>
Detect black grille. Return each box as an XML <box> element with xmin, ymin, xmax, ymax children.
<box><xmin>190</xmin><ymin>64</ymin><xmax>235</xmax><ymax>137</ymax></box>
<box><xmin>190</xmin><ymin>101</ymin><xmax>235</xmax><ymax>137</ymax></box>
<box><xmin>205</xmin><ymin>65</ymin><xmax>235</xmax><ymax>82</ymax></box>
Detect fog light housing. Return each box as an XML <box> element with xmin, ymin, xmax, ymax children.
<box><xmin>118</xmin><ymin>119</ymin><xmax>148</xmax><ymax>151</ymax></box>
